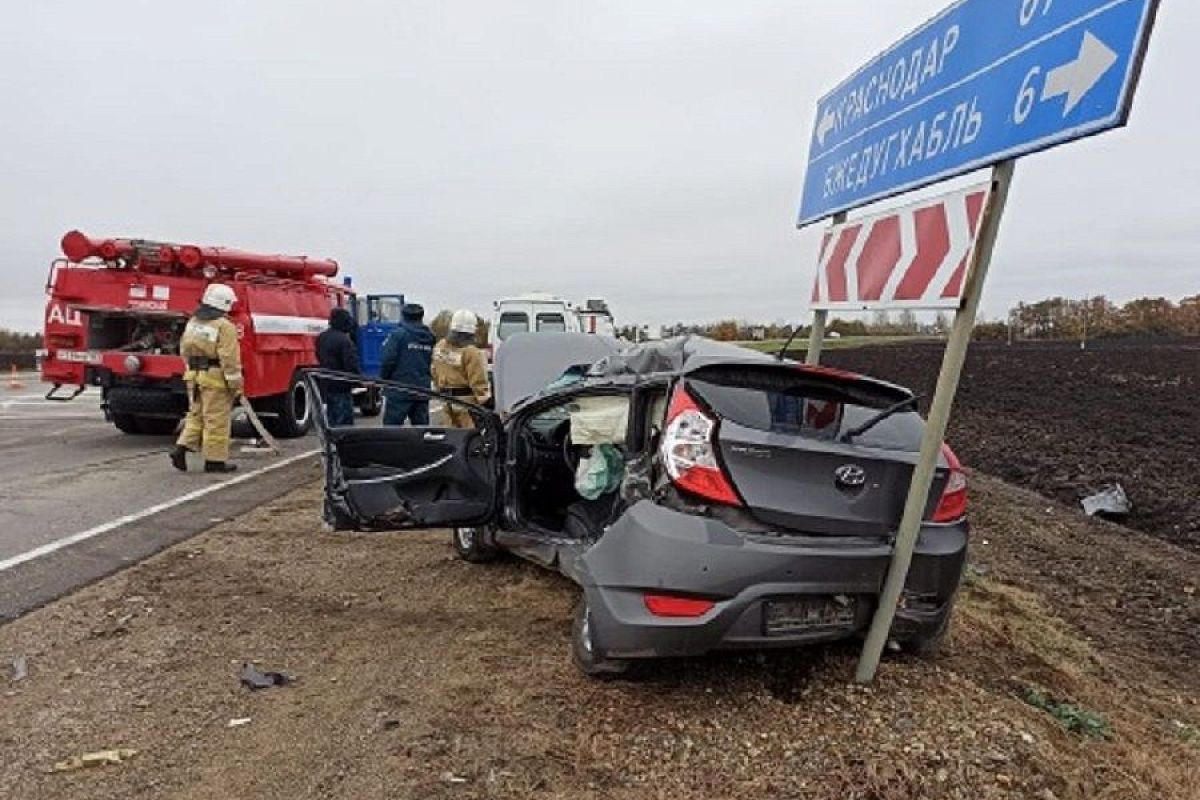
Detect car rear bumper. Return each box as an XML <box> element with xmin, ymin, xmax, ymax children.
<box><xmin>574</xmin><ymin>500</ymin><xmax>967</xmax><ymax>660</ymax></box>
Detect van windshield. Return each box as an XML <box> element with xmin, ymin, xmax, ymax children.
<box><xmin>497</xmin><ymin>312</ymin><xmax>530</xmax><ymax>341</ymax></box>
<box><xmin>536</xmin><ymin>313</ymin><xmax>567</xmax><ymax>333</ymax></box>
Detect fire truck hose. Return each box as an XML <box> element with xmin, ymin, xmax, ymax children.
<box><xmin>236</xmin><ymin>394</ymin><xmax>282</xmax><ymax>454</ymax></box>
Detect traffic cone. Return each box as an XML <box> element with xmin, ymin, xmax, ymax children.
<box><xmin>8</xmin><ymin>364</ymin><xmax>24</xmax><ymax>390</ymax></box>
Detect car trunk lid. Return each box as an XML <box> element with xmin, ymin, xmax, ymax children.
<box><xmin>686</xmin><ymin>364</ymin><xmax>949</xmax><ymax>537</ymax></box>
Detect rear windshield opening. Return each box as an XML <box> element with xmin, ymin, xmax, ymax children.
<box><xmin>497</xmin><ymin>312</ymin><xmax>530</xmax><ymax>341</ymax></box>
<box><xmin>687</xmin><ymin>367</ymin><xmax>922</xmax><ymax>449</ymax></box>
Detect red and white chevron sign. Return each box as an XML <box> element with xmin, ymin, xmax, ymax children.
<box><xmin>810</xmin><ymin>183</ymin><xmax>991</xmax><ymax>311</ymax></box>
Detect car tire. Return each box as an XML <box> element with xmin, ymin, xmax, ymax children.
<box><xmin>571</xmin><ymin>598</ymin><xmax>630</xmax><ymax>678</ymax></box>
<box><xmin>904</xmin><ymin>596</ymin><xmax>956</xmax><ymax>658</ymax></box>
<box><xmin>452</xmin><ymin>525</ymin><xmax>500</xmax><ymax>563</ymax></box>
<box><xmin>133</xmin><ymin>416</ymin><xmax>180</xmax><ymax>436</ymax></box>
<box><xmin>265</xmin><ymin>373</ymin><xmax>312</xmax><ymax>438</ymax></box>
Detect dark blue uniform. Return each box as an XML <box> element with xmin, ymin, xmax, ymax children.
<box><xmin>379</xmin><ymin>319</ymin><xmax>435</xmax><ymax>425</ymax></box>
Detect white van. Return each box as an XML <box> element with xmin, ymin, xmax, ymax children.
<box><xmin>489</xmin><ymin>293</ymin><xmax>581</xmax><ymax>355</ymax></box>
<box><xmin>577</xmin><ymin>298</ymin><xmax>616</xmax><ymax>337</ymax></box>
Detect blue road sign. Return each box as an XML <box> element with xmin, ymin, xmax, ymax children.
<box><xmin>798</xmin><ymin>0</ymin><xmax>1160</xmax><ymax>226</ymax></box>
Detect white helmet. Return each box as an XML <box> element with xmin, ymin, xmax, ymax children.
<box><xmin>201</xmin><ymin>283</ymin><xmax>237</xmax><ymax>313</ymax></box>
<box><xmin>450</xmin><ymin>309</ymin><xmax>477</xmax><ymax>335</ymax></box>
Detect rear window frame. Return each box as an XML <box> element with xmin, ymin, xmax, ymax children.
<box><xmin>683</xmin><ymin>364</ymin><xmax>922</xmax><ymax>449</ymax></box>
<box><xmin>496</xmin><ymin>311</ymin><xmax>530</xmax><ymax>341</ymax></box>
<box><xmin>535</xmin><ymin>312</ymin><xmax>568</xmax><ymax>333</ymax></box>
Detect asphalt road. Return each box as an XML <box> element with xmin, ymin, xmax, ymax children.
<box><xmin>0</xmin><ymin>373</ymin><xmax>327</xmax><ymax>619</ymax></box>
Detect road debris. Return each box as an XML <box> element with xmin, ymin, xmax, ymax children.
<box><xmin>8</xmin><ymin>655</ymin><xmax>27</xmax><ymax>682</ymax></box>
<box><xmin>1081</xmin><ymin>483</ymin><xmax>1131</xmax><ymax>518</ymax></box>
<box><xmin>440</xmin><ymin>772</ymin><xmax>469</xmax><ymax>784</ymax></box>
<box><xmin>239</xmin><ymin>663</ymin><xmax>293</xmax><ymax>690</ymax></box>
<box><xmin>226</xmin><ymin>717</ymin><xmax>253</xmax><ymax>728</ymax></box>
<box><xmin>51</xmin><ymin>749</ymin><xmax>138</xmax><ymax>773</ymax></box>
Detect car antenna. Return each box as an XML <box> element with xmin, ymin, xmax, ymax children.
<box><xmin>775</xmin><ymin>324</ymin><xmax>804</xmax><ymax>361</ymax></box>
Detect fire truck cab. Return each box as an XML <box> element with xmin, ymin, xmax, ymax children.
<box><xmin>41</xmin><ymin>230</ymin><xmax>375</xmax><ymax>438</ymax></box>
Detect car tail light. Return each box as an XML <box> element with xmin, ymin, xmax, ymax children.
<box><xmin>644</xmin><ymin>593</ymin><xmax>715</xmax><ymax>618</ymax></box>
<box><xmin>931</xmin><ymin>443</ymin><xmax>967</xmax><ymax>523</ymax></box>
<box><xmin>659</xmin><ymin>384</ymin><xmax>742</xmax><ymax>506</ymax></box>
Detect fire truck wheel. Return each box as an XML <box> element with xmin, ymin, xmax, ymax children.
<box><xmin>135</xmin><ymin>417</ymin><xmax>180</xmax><ymax>436</ymax></box>
<box><xmin>111</xmin><ymin>414</ymin><xmax>179</xmax><ymax>436</ymax></box>
<box><xmin>111</xmin><ymin>413</ymin><xmax>142</xmax><ymax>435</ymax></box>
<box><xmin>265</xmin><ymin>373</ymin><xmax>312</xmax><ymax>438</ymax></box>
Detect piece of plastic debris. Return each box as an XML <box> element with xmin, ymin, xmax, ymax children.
<box><xmin>226</xmin><ymin>717</ymin><xmax>252</xmax><ymax>728</ymax></box>
<box><xmin>51</xmin><ymin>749</ymin><xmax>138</xmax><ymax>772</ymax></box>
<box><xmin>1081</xmin><ymin>484</ymin><xmax>1131</xmax><ymax>518</ymax></box>
<box><xmin>239</xmin><ymin>663</ymin><xmax>293</xmax><ymax>690</ymax></box>
<box><xmin>440</xmin><ymin>772</ymin><xmax>468</xmax><ymax>784</ymax></box>
<box><xmin>9</xmin><ymin>655</ymin><xmax>27</xmax><ymax>682</ymax></box>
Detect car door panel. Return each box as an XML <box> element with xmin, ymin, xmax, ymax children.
<box><xmin>304</xmin><ymin>369</ymin><xmax>502</xmax><ymax>531</ymax></box>
<box><xmin>330</xmin><ymin>426</ymin><xmax>496</xmax><ymax>527</ymax></box>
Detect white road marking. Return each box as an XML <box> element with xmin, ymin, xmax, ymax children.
<box><xmin>0</xmin><ymin>448</ymin><xmax>321</xmax><ymax>573</ymax></box>
<box><xmin>0</xmin><ymin>415</ymin><xmax>103</xmax><ymax>421</ymax></box>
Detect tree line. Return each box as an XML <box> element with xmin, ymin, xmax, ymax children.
<box><xmin>658</xmin><ymin>294</ymin><xmax>1200</xmax><ymax>343</ymax></box>
<box><xmin>973</xmin><ymin>295</ymin><xmax>1200</xmax><ymax>341</ymax></box>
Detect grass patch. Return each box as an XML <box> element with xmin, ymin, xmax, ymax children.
<box><xmin>1021</xmin><ymin>686</ymin><xmax>1112</xmax><ymax>739</ymax></box>
<box><xmin>1170</xmin><ymin>720</ymin><xmax>1200</xmax><ymax>745</ymax></box>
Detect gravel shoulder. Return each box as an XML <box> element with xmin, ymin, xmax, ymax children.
<box><xmin>1</xmin><ymin>474</ymin><xmax>1196</xmax><ymax>800</ymax></box>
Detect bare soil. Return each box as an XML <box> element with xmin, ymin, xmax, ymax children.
<box><xmin>825</xmin><ymin>338</ymin><xmax>1200</xmax><ymax>549</ymax></box>
<box><xmin>1</xmin><ymin>473</ymin><xmax>1197</xmax><ymax>800</ymax></box>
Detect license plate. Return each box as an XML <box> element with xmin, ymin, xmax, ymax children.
<box><xmin>764</xmin><ymin>595</ymin><xmax>858</xmax><ymax>635</ymax></box>
<box><xmin>56</xmin><ymin>349</ymin><xmax>103</xmax><ymax>365</ymax></box>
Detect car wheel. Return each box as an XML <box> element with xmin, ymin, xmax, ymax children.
<box><xmin>904</xmin><ymin>596</ymin><xmax>956</xmax><ymax>658</ymax></box>
<box><xmin>571</xmin><ymin>598</ymin><xmax>630</xmax><ymax>678</ymax></box>
<box><xmin>452</xmin><ymin>525</ymin><xmax>500</xmax><ymax>563</ymax></box>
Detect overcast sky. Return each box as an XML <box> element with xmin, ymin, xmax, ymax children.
<box><xmin>1</xmin><ymin>1</ymin><xmax>1195</xmax><ymax>332</ymax></box>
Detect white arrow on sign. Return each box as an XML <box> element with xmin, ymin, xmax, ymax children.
<box><xmin>1042</xmin><ymin>31</ymin><xmax>1119</xmax><ymax>116</ymax></box>
<box><xmin>816</xmin><ymin>108</ymin><xmax>837</xmax><ymax>146</ymax></box>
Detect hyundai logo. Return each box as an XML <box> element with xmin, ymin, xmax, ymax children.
<box><xmin>834</xmin><ymin>464</ymin><xmax>867</xmax><ymax>488</ymax></box>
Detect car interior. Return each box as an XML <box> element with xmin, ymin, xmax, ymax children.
<box><xmin>512</xmin><ymin>392</ymin><xmax>652</xmax><ymax>540</ymax></box>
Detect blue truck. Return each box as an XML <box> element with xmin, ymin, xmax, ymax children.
<box><xmin>348</xmin><ymin>293</ymin><xmax>406</xmax><ymax>417</ymax></box>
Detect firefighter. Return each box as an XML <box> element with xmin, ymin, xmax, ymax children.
<box><xmin>379</xmin><ymin>303</ymin><xmax>435</xmax><ymax>425</ymax></box>
<box><xmin>432</xmin><ymin>309</ymin><xmax>491</xmax><ymax>428</ymax></box>
<box><xmin>315</xmin><ymin>307</ymin><xmax>362</xmax><ymax>426</ymax></box>
<box><xmin>170</xmin><ymin>283</ymin><xmax>242</xmax><ymax>473</ymax></box>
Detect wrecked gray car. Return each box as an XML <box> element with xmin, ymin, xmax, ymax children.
<box><xmin>305</xmin><ymin>334</ymin><xmax>969</xmax><ymax>676</ymax></box>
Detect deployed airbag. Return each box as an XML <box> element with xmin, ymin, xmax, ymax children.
<box><xmin>575</xmin><ymin>443</ymin><xmax>625</xmax><ymax>500</ymax></box>
<box><xmin>569</xmin><ymin>396</ymin><xmax>629</xmax><ymax>445</ymax></box>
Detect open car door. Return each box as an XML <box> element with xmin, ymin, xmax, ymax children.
<box><xmin>303</xmin><ymin>370</ymin><xmax>502</xmax><ymax>531</ymax></box>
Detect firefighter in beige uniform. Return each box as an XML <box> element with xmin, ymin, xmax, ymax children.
<box><xmin>170</xmin><ymin>283</ymin><xmax>243</xmax><ymax>473</ymax></box>
<box><xmin>432</xmin><ymin>310</ymin><xmax>491</xmax><ymax>429</ymax></box>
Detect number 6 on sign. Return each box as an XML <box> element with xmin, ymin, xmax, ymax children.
<box><xmin>1014</xmin><ymin>66</ymin><xmax>1042</xmax><ymax>124</ymax></box>
<box><xmin>1020</xmin><ymin>0</ymin><xmax>1053</xmax><ymax>26</ymax></box>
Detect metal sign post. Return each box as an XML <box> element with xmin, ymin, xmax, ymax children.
<box><xmin>805</xmin><ymin>211</ymin><xmax>845</xmax><ymax>366</ymax></box>
<box><xmin>854</xmin><ymin>159</ymin><xmax>1015</xmax><ymax>684</ymax></box>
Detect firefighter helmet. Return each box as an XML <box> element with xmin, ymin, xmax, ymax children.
<box><xmin>201</xmin><ymin>283</ymin><xmax>237</xmax><ymax>313</ymax></box>
<box><xmin>449</xmin><ymin>309</ymin><xmax>477</xmax><ymax>335</ymax></box>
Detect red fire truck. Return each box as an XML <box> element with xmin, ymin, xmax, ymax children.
<box><xmin>41</xmin><ymin>230</ymin><xmax>366</xmax><ymax>437</ymax></box>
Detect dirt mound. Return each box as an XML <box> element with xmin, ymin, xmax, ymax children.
<box><xmin>1</xmin><ymin>479</ymin><xmax>1196</xmax><ymax>799</ymax></box>
<box><xmin>825</xmin><ymin>338</ymin><xmax>1200</xmax><ymax>550</ymax></box>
